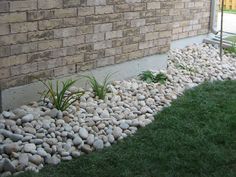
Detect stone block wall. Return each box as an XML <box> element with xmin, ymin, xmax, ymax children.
<box><xmin>171</xmin><ymin>0</ymin><xmax>211</xmax><ymax>40</ymax></box>
<box><xmin>0</xmin><ymin>0</ymin><xmax>211</xmax><ymax>90</ymax></box>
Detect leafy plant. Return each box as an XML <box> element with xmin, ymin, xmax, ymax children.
<box><xmin>138</xmin><ymin>70</ymin><xmax>155</xmax><ymax>83</ymax></box>
<box><xmin>39</xmin><ymin>79</ymin><xmax>84</xmax><ymax>111</ymax></box>
<box><xmin>83</xmin><ymin>73</ymin><xmax>113</xmax><ymax>100</ymax></box>
<box><xmin>225</xmin><ymin>42</ymin><xmax>236</xmax><ymax>55</ymax></box>
<box><xmin>139</xmin><ymin>70</ymin><xmax>167</xmax><ymax>84</ymax></box>
<box><xmin>154</xmin><ymin>73</ymin><xmax>168</xmax><ymax>84</ymax></box>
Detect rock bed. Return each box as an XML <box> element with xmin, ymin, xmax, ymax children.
<box><xmin>0</xmin><ymin>44</ymin><xmax>236</xmax><ymax>176</ymax></box>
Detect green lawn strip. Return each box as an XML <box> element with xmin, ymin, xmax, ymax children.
<box><xmin>15</xmin><ymin>81</ymin><xmax>236</xmax><ymax>177</ymax></box>
<box><xmin>224</xmin><ymin>10</ymin><xmax>236</xmax><ymax>14</ymax></box>
<box><xmin>225</xmin><ymin>36</ymin><xmax>236</xmax><ymax>43</ymax></box>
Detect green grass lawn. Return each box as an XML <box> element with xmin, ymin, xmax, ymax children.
<box><xmin>224</xmin><ymin>10</ymin><xmax>236</xmax><ymax>14</ymax></box>
<box><xmin>16</xmin><ymin>81</ymin><xmax>236</xmax><ymax>177</ymax></box>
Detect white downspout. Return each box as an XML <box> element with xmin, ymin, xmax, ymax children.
<box><xmin>210</xmin><ymin>0</ymin><xmax>219</xmax><ymax>34</ymax></box>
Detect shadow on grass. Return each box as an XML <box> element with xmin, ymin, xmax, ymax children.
<box><xmin>15</xmin><ymin>80</ymin><xmax>236</xmax><ymax>177</ymax></box>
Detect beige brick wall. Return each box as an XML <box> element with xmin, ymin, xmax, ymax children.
<box><xmin>0</xmin><ymin>0</ymin><xmax>210</xmax><ymax>89</ymax></box>
<box><xmin>171</xmin><ymin>0</ymin><xmax>211</xmax><ymax>40</ymax></box>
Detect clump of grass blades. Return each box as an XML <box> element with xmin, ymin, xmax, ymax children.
<box><xmin>139</xmin><ymin>70</ymin><xmax>167</xmax><ymax>84</ymax></box>
<box><xmin>39</xmin><ymin>79</ymin><xmax>84</xmax><ymax>111</ymax></box>
<box><xmin>225</xmin><ymin>42</ymin><xmax>236</xmax><ymax>55</ymax></box>
<box><xmin>83</xmin><ymin>73</ymin><xmax>113</xmax><ymax>100</ymax></box>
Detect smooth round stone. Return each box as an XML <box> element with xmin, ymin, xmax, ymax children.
<box><xmin>108</xmin><ymin>134</ymin><xmax>115</xmax><ymax>143</ymax></box>
<box><xmin>46</xmin><ymin>138</ymin><xmax>58</xmax><ymax>146</ymax></box>
<box><xmin>71</xmin><ymin>151</ymin><xmax>80</xmax><ymax>158</ymax></box>
<box><xmin>37</xmin><ymin>148</ymin><xmax>47</xmax><ymax>157</ymax></box>
<box><xmin>3</xmin><ymin>158</ymin><xmax>15</xmax><ymax>173</ymax></box>
<box><xmin>18</xmin><ymin>153</ymin><xmax>29</xmax><ymax>167</ymax></box>
<box><xmin>24</xmin><ymin>143</ymin><xmax>36</xmax><ymax>153</ymax></box>
<box><xmin>62</xmin><ymin>156</ymin><xmax>72</xmax><ymax>161</ymax></box>
<box><xmin>22</xmin><ymin>114</ymin><xmax>34</xmax><ymax>123</ymax></box>
<box><xmin>137</xmin><ymin>95</ymin><xmax>145</xmax><ymax>100</ymax></box>
<box><xmin>112</xmin><ymin>127</ymin><xmax>122</xmax><ymax>139</ymax></box>
<box><xmin>93</xmin><ymin>139</ymin><xmax>104</xmax><ymax>150</ymax></box>
<box><xmin>2</xmin><ymin>111</ymin><xmax>11</xmax><ymax>118</ymax></box>
<box><xmin>86</xmin><ymin>134</ymin><xmax>95</xmax><ymax>145</ymax></box>
<box><xmin>97</xmin><ymin>123</ymin><xmax>105</xmax><ymax>129</ymax></box>
<box><xmin>72</xmin><ymin>125</ymin><xmax>80</xmax><ymax>132</ymax></box>
<box><xmin>48</xmin><ymin>108</ymin><xmax>59</xmax><ymax>118</ymax></box>
<box><xmin>79</xmin><ymin>128</ymin><xmax>88</xmax><ymax>139</ymax></box>
<box><xmin>119</xmin><ymin>122</ymin><xmax>129</xmax><ymax>130</ymax></box>
<box><xmin>29</xmin><ymin>154</ymin><xmax>43</xmax><ymax>165</ymax></box>
<box><xmin>73</xmin><ymin>137</ymin><xmax>83</xmax><ymax>146</ymax></box>
<box><xmin>4</xmin><ymin>143</ymin><xmax>19</xmax><ymax>155</ymax></box>
<box><xmin>100</xmin><ymin>110</ymin><xmax>110</xmax><ymax>118</ymax></box>
<box><xmin>46</xmin><ymin>155</ymin><xmax>60</xmax><ymax>165</ymax></box>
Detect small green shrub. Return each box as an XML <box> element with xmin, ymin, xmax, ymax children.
<box><xmin>83</xmin><ymin>73</ymin><xmax>113</xmax><ymax>100</ymax></box>
<box><xmin>39</xmin><ymin>79</ymin><xmax>83</xmax><ymax>111</ymax></box>
<box><xmin>139</xmin><ymin>70</ymin><xmax>167</xmax><ymax>84</ymax></box>
<box><xmin>154</xmin><ymin>73</ymin><xmax>168</xmax><ymax>84</ymax></box>
<box><xmin>225</xmin><ymin>42</ymin><xmax>236</xmax><ymax>55</ymax></box>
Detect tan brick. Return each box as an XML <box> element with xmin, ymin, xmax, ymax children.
<box><xmin>145</xmin><ymin>32</ymin><xmax>159</xmax><ymax>41</ymax></box>
<box><xmin>77</xmin><ymin>25</ymin><xmax>93</xmax><ymax>35</ymax></box>
<box><xmin>0</xmin><ymin>24</ymin><xmax>10</xmax><ymax>35</ymax></box>
<box><xmin>11</xmin><ymin>22</ymin><xmax>37</xmax><ymax>33</ymax></box>
<box><xmin>38</xmin><ymin>39</ymin><xmax>62</xmax><ymax>51</ymax></box>
<box><xmin>96</xmin><ymin>56</ymin><xmax>114</xmax><ymax>67</ymax></box>
<box><xmin>0</xmin><ymin>46</ymin><xmax>11</xmax><ymax>57</ymax></box>
<box><xmin>62</xmin><ymin>54</ymin><xmax>84</xmax><ymax>65</ymax></box>
<box><xmin>0</xmin><ymin>68</ymin><xmax>10</xmax><ymax>79</ymax></box>
<box><xmin>128</xmin><ymin>50</ymin><xmax>144</xmax><ymax>60</ymax></box>
<box><xmin>94</xmin><ymin>23</ymin><xmax>112</xmax><ymax>33</ymax></box>
<box><xmin>124</xmin><ymin>12</ymin><xmax>140</xmax><ymax>20</ymax></box>
<box><xmin>11</xmin><ymin>63</ymin><xmax>37</xmax><ymax>76</ymax></box>
<box><xmin>78</xmin><ymin>7</ymin><xmax>95</xmax><ymax>16</ymax></box>
<box><xmin>175</xmin><ymin>3</ymin><xmax>184</xmax><ymax>9</ymax></box>
<box><xmin>63</xmin><ymin>17</ymin><xmax>85</xmax><ymax>27</ymax></box>
<box><xmin>140</xmin><ymin>25</ymin><xmax>155</xmax><ymax>34</ymax></box>
<box><xmin>54</xmin><ymin>65</ymin><xmax>75</xmax><ymax>76</ymax></box>
<box><xmin>105</xmin><ymin>47</ymin><xmax>122</xmax><ymax>56</ymax></box>
<box><xmin>63</xmin><ymin>36</ymin><xmax>85</xmax><ymax>47</ymax></box>
<box><xmin>54</xmin><ymin>27</ymin><xmax>77</xmax><ymax>38</ymax></box>
<box><xmin>147</xmin><ymin>2</ymin><xmax>160</xmax><ymax>10</ymax></box>
<box><xmin>125</xmin><ymin>0</ymin><xmax>141</xmax><ymax>3</ymax></box>
<box><xmin>106</xmin><ymin>30</ymin><xmax>123</xmax><ymax>39</ymax></box>
<box><xmin>79</xmin><ymin>61</ymin><xmax>95</xmax><ymax>71</ymax></box>
<box><xmin>139</xmin><ymin>41</ymin><xmax>154</xmax><ymax>49</ymax></box>
<box><xmin>63</xmin><ymin>0</ymin><xmax>81</xmax><ymax>7</ymax></box>
<box><xmin>94</xmin><ymin>40</ymin><xmax>112</xmax><ymax>50</ymax></box>
<box><xmin>123</xmin><ymin>44</ymin><xmax>138</xmax><ymax>53</ymax></box>
<box><xmin>0</xmin><ymin>54</ymin><xmax>28</xmax><ymax>68</ymax></box>
<box><xmin>38</xmin><ymin>0</ymin><xmax>63</xmax><ymax>9</ymax></box>
<box><xmin>10</xmin><ymin>0</ymin><xmax>37</xmax><ymax>12</ymax></box>
<box><xmin>54</xmin><ymin>8</ymin><xmax>77</xmax><ymax>18</ymax></box>
<box><xmin>37</xmin><ymin>58</ymin><xmax>63</xmax><ymax>70</ymax></box>
<box><xmin>27</xmin><ymin>10</ymin><xmax>55</xmax><ymax>21</ymax></box>
<box><xmin>0</xmin><ymin>33</ymin><xmax>27</xmax><ymax>46</ymax></box>
<box><xmin>28</xmin><ymin>51</ymin><xmax>53</xmax><ymax>62</ymax></box>
<box><xmin>86</xmin><ymin>33</ymin><xmax>105</xmax><ymax>43</ymax></box>
<box><xmin>87</xmin><ymin>0</ymin><xmax>106</xmax><ymax>6</ymax></box>
<box><xmin>95</xmin><ymin>6</ymin><xmax>114</xmax><ymax>15</ymax></box>
<box><xmin>159</xmin><ymin>31</ymin><xmax>171</xmax><ymax>38</ymax></box>
<box><xmin>28</xmin><ymin>30</ymin><xmax>54</xmax><ymax>41</ymax></box>
<box><xmin>38</xmin><ymin>19</ymin><xmax>63</xmax><ymax>30</ymax></box>
<box><xmin>0</xmin><ymin>1</ymin><xmax>9</xmax><ymax>13</ymax></box>
<box><xmin>11</xmin><ymin>43</ymin><xmax>37</xmax><ymax>55</ymax></box>
<box><xmin>131</xmin><ymin>19</ymin><xmax>145</xmax><ymax>27</ymax></box>
<box><xmin>115</xmin><ymin>4</ymin><xmax>131</xmax><ymax>13</ymax></box>
<box><xmin>0</xmin><ymin>12</ymin><xmax>26</xmax><ymax>24</ymax></box>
